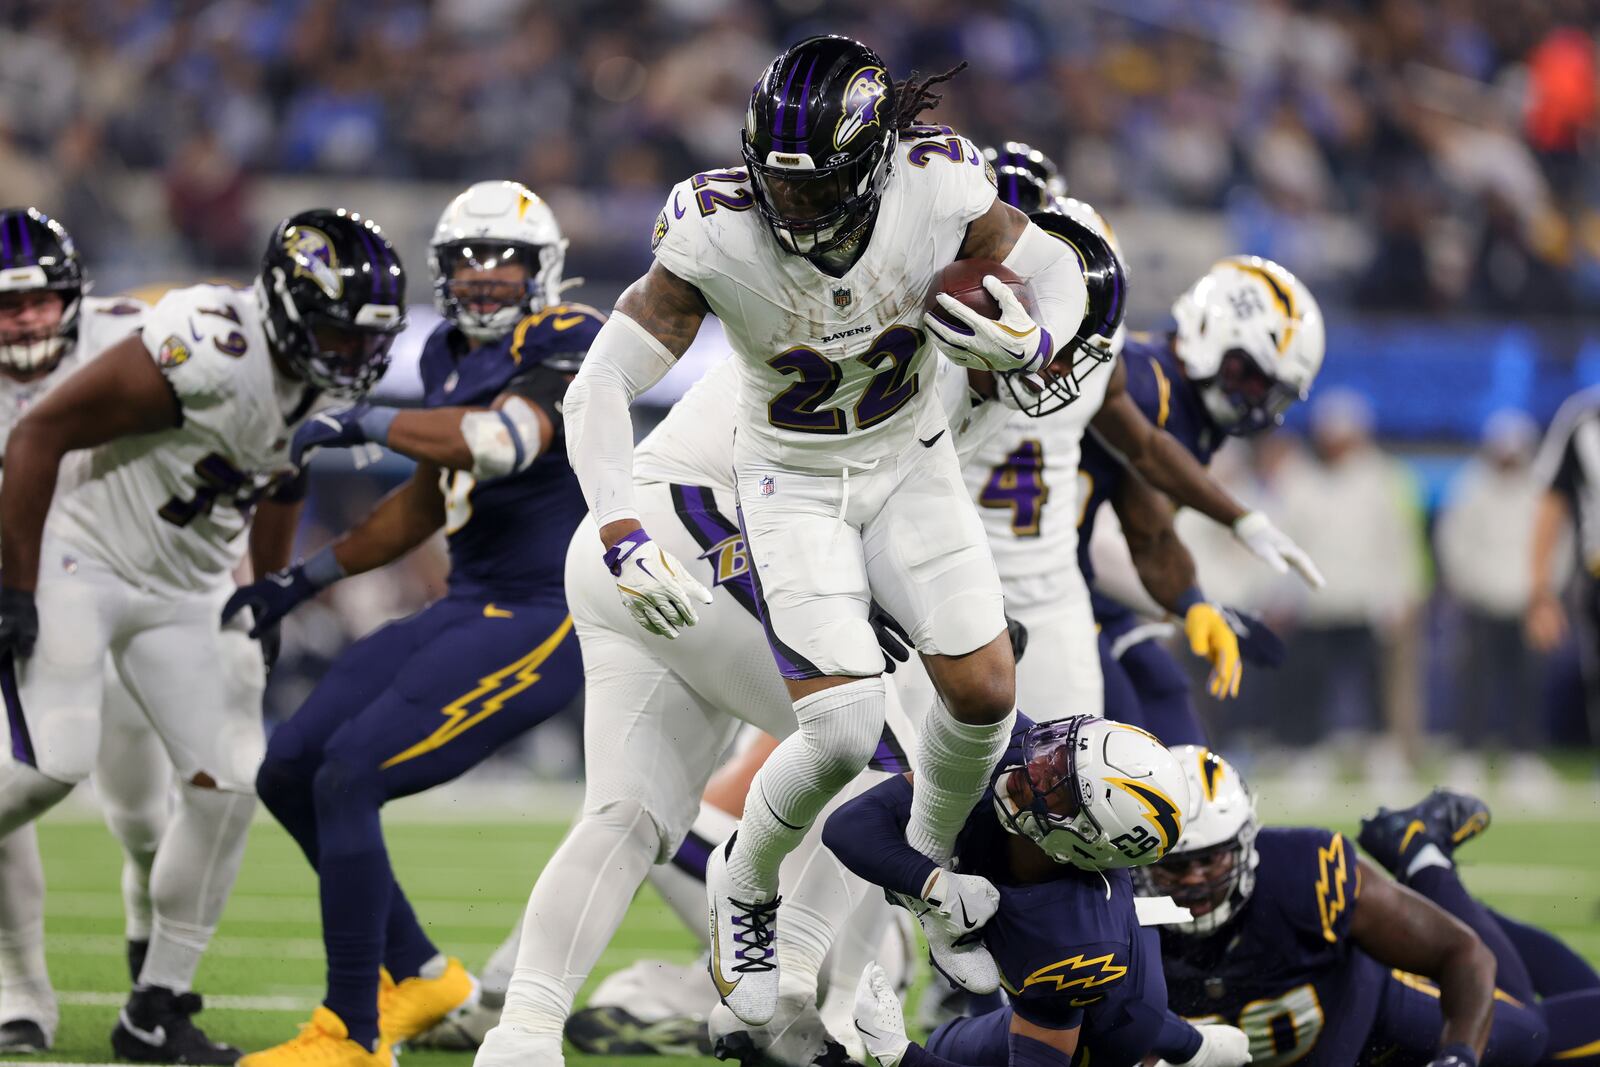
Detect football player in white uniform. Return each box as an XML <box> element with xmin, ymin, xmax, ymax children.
<box><xmin>970</xmin><ymin>164</ymin><xmax>1323</xmax><ymax>719</ymax></box>
<box><xmin>0</xmin><ymin>207</ymin><xmax>173</xmax><ymax>1054</ymax></box>
<box><xmin>0</xmin><ymin>209</ymin><xmax>405</xmax><ymax>1064</ymax></box>
<box><xmin>561</xmin><ymin>35</ymin><xmax>1109</xmax><ymax>1024</ymax></box>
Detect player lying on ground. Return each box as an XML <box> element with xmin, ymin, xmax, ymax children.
<box><xmin>829</xmin><ymin>715</ymin><xmax>1253</xmax><ymax>1067</ymax></box>
<box><xmin>0</xmin><ymin>208</ymin><xmax>405</xmax><ymax>1065</ymax></box>
<box><xmin>1076</xmin><ymin>256</ymin><xmax>1324</xmax><ymax>745</ymax></box>
<box><xmin>0</xmin><ymin>207</ymin><xmax>174</xmax><ymax>1055</ymax></box>
<box><xmin>220</xmin><ymin>182</ymin><xmax>599</xmax><ymax>1067</ymax></box>
<box><xmin>1138</xmin><ymin>750</ymin><xmax>1600</xmax><ymax>1065</ymax></box>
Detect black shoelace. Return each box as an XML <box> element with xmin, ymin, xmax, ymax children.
<box><xmin>728</xmin><ymin>895</ymin><xmax>780</xmax><ymax>974</ymax></box>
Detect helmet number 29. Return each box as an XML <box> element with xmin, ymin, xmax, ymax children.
<box><xmin>1110</xmin><ymin>824</ymin><xmax>1161</xmax><ymax>860</ymax></box>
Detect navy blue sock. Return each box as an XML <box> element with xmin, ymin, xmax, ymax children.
<box><xmin>1541</xmin><ymin>990</ymin><xmax>1600</xmax><ymax>1064</ymax></box>
<box><xmin>926</xmin><ymin>1006</ymin><xmax>1012</xmax><ymax>1063</ymax></box>
<box><xmin>1490</xmin><ymin>907</ymin><xmax>1600</xmax><ymax>997</ymax></box>
<box><xmin>256</xmin><ymin>755</ymin><xmax>320</xmax><ymax>868</ymax></box>
<box><xmin>382</xmin><ymin>880</ymin><xmax>439</xmax><ymax>981</ymax></box>
<box><xmin>314</xmin><ymin>756</ymin><xmax>390</xmax><ymax>1050</ymax></box>
<box><xmin>1409</xmin><ymin>866</ymin><xmax>1536</xmax><ymax>1004</ymax></box>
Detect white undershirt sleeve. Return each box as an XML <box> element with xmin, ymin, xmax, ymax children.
<box><xmin>563</xmin><ymin>310</ymin><xmax>678</xmax><ymax>528</ymax></box>
<box><xmin>1002</xmin><ymin>221</ymin><xmax>1089</xmax><ymax>358</ymax></box>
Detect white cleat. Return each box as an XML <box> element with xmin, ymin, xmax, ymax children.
<box><xmin>853</xmin><ymin>964</ymin><xmax>910</xmax><ymax>1067</ymax></box>
<box><xmin>894</xmin><ymin>868</ymin><xmax>1001</xmax><ymax>994</ymax></box>
<box><xmin>472</xmin><ymin>1022</ymin><xmax>563</xmax><ymax>1067</ymax></box>
<box><xmin>706</xmin><ymin>835</ymin><xmax>781</xmax><ymax>1026</ymax></box>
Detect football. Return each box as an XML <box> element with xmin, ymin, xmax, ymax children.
<box><xmin>924</xmin><ymin>258</ymin><xmax>1039</xmax><ymax>329</ymax></box>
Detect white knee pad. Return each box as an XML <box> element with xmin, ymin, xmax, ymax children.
<box><xmin>793</xmin><ymin>677</ymin><xmax>887</xmax><ymax>791</ymax></box>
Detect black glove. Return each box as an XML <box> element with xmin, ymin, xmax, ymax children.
<box><xmin>256</xmin><ymin>624</ymin><xmax>282</xmax><ymax>672</ymax></box>
<box><xmin>1220</xmin><ymin>606</ymin><xmax>1286</xmax><ymax>668</ymax></box>
<box><xmin>222</xmin><ymin>565</ymin><xmax>320</xmax><ymax>638</ymax></box>
<box><xmin>1426</xmin><ymin>1044</ymin><xmax>1478</xmax><ymax>1067</ymax></box>
<box><xmin>870</xmin><ymin>604</ymin><xmax>912</xmax><ymax>673</ymax></box>
<box><xmin>1005</xmin><ymin>615</ymin><xmax>1029</xmax><ymax>663</ymax></box>
<box><xmin>0</xmin><ymin>587</ymin><xmax>39</xmax><ymax>659</ymax></box>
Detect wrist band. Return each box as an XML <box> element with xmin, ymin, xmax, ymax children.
<box><xmin>302</xmin><ymin>545</ymin><xmax>347</xmax><ymax>589</ymax></box>
<box><xmin>355</xmin><ymin>405</ymin><xmax>399</xmax><ymax>446</ymax></box>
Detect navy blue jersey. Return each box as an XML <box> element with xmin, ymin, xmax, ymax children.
<box><xmin>941</xmin><ymin>716</ymin><xmax>1152</xmax><ymax>1032</ymax></box>
<box><xmin>417</xmin><ymin>304</ymin><xmax>604</xmax><ymax>601</ymax></box>
<box><xmin>1158</xmin><ymin>827</ymin><xmax>1381</xmax><ymax>1067</ymax></box>
<box><xmin>1077</xmin><ymin>333</ymin><xmax>1222</xmax><ymax>586</ymax></box>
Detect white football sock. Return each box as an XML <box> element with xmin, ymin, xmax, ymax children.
<box><xmin>499</xmin><ymin>800</ymin><xmax>660</xmax><ymax>1038</ymax></box>
<box><xmin>645</xmin><ymin>801</ymin><xmax>737</xmax><ymax>942</ymax></box>
<box><xmin>907</xmin><ymin>698</ymin><xmax>1016</xmax><ymax>867</ymax></box>
<box><xmin>480</xmin><ymin>921</ymin><xmax>521</xmax><ymax>1003</ymax></box>
<box><xmin>726</xmin><ymin>677</ymin><xmax>885</xmax><ymax>896</ymax></box>
<box><xmin>138</xmin><ymin>783</ymin><xmax>253</xmax><ymax>992</ymax></box>
<box><xmin>0</xmin><ymin>824</ymin><xmax>57</xmax><ymax>1032</ymax></box>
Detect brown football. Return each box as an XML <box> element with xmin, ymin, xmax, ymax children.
<box><xmin>924</xmin><ymin>258</ymin><xmax>1039</xmax><ymax>328</ymax></box>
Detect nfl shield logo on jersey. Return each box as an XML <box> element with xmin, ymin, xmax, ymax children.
<box><xmin>759</xmin><ymin>475</ymin><xmax>776</xmax><ymax>497</ymax></box>
<box><xmin>833</xmin><ymin>287</ymin><xmax>852</xmax><ymax>308</ymax></box>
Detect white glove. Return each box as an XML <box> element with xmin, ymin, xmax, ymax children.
<box><xmin>853</xmin><ymin>963</ymin><xmax>910</xmax><ymax>1067</ymax></box>
<box><xmin>1177</xmin><ymin>1023</ymin><xmax>1253</xmax><ymax>1067</ymax></box>
<box><xmin>603</xmin><ymin>530</ymin><xmax>713</xmax><ymax>639</ymax></box>
<box><xmin>1232</xmin><ymin>511</ymin><xmax>1325</xmax><ymax>590</ymax></box>
<box><xmin>922</xmin><ymin>868</ymin><xmax>1001</xmax><ymax>932</ymax></box>
<box><xmin>923</xmin><ymin>275</ymin><xmax>1053</xmax><ymax>376</ymax></box>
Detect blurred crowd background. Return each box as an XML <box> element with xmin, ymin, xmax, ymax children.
<box><xmin>4</xmin><ymin>0</ymin><xmax>1599</xmax><ymax>787</ymax></box>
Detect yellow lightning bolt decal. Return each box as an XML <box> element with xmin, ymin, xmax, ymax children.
<box><xmin>1315</xmin><ymin>833</ymin><xmax>1352</xmax><ymax>943</ymax></box>
<box><xmin>381</xmin><ymin>615</ymin><xmax>574</xmax><ymax>769</ymax></box>
<box><xmin>1017</xmin><ymin>952</ymin><xmax>1128</xmax><ymax>994</ymax></box>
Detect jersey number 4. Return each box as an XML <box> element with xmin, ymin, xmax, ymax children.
<box><xmin>979</xmin><ymin>440</ymin><xmax>1048</xmax><ymax>536</ymax></box>
<box><xmin>767</xmin><ymin>325</ymin><xmax>921</xmax><ymax>435</ymax></box>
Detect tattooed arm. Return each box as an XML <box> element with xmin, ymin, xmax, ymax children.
<box><xmin>564</xmin><ymin>261</ymin><xmax>709</xmax><ymax>550</ymax></box>
<box><xmin>958</xmin><ymin>200</ymin><xmax>1088</xmax><ymax>381</ymax></box>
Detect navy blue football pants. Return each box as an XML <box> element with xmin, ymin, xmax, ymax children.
<box><xmin>255</xmin><ymin>593</ymin><xmax>581</xmax><ymax>1048</ymax></box>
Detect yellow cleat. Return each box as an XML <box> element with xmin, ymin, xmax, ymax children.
<box><xmin>239</xmin><ymin>1007</ymin><xmax>394</xmax><ymax>1067</ymax></box>
<box><xmin>378</xmin><ymin>957</ymin><xmax>480</xmax><ymax>1046</ymax></box>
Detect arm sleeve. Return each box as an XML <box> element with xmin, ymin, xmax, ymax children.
<box><xmin>1002</xmin><ymin>221</ymin><xmax>1089</xmax><ymax>365</ymax></box>
<box><xmin>820</xmin><ymin>774</ymin><xmax>938</xmax><ymax>899</ymax></box>
<box><xmin>1152</xmin><ymin>1011</ymin><xmax>1205</xmax><ymax>1063</ymax></box>
<box><xmin>562</xmin><ymin>311</ymin><xmax>677</xmax><ymax>527</ymax></box>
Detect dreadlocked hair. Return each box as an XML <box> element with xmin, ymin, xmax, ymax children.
<box><xmin>892</xmin><ymin>62</ymin><xmax>968</xmax><ymax>131</ymax></box>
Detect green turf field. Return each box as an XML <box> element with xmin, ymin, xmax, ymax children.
<box><xmin>15</xmin><ymin>801</ymin><xmax>1600</xmax><ymax>1066</ymax></box>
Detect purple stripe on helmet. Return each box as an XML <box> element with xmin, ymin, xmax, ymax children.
<box><xmin>795</xmin><ymin>55</ymin><xmax>819</xmax><ymax>139</ymax></box>
<box><xmin>777</xmin><ymin>58</ymin><xmax>802</xmax><ymax>137</ymax></box>
<box><xmin>3</xmin><ymin>655</ymin><xmax>35</xmax><ymax>767</ymax></box>
<box><xmin>867</xmin><ymin>737</ymin><xmax>909</xmax><ymax>774</ymax></box>
<box><xmin>354</xmin><ymin>226</ymin><xmax>386</xmax><ymax>301</ymax></box>
<box><xmin>0</xmin><ymin>216</ymin><xmax>12</xmax><ymax>265</ymax></box>
<box><xmin>18</xmin><ymin>215</ymin><xmax>33</xmax><ymax>260</ymax></box>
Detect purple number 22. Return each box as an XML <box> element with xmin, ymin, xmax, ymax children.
<box><xmin>767</xmin><ymin>326</ymin><xmax>925</xmax><ymax>435</ymax></box>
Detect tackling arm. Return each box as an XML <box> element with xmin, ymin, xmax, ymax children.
<box><xmin>0</xmin><ymin>335</ymin><xmax>180</xmax><ymax>595</ymax></box>
<box><xmin>1090</xmin><ymin>362</ymin><xmax>1244</xmax><ymax>527</ymax></box>
<box><xmin>1349</xmin><ymin>857</ymin><xmax>1497</xmax><ymax>1057</ymax></box>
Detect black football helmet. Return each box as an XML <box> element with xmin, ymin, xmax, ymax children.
<box><xmin>0</xmin><ymin>207</ymin><xmax>84</xmax><ymax>375</ymax></box>
<box><xmin>998</xmin><ymin>201</ymin><xmax>1127</xmax><ymax>418</ymax></box>
<box><xmin>984</xmin><ymin>142</ymin><xmax>1064</xmax><ymax>197</ymax></box>
<box><xmin>993</xmin><ymin>166</ymin><xmax>1052</xmax><ymax>214</ymax></box>
<box><xmin>741</xmin><ymin>35</ymin><xmax>898</xmax><ymax>256</ymax></box>
<box><xmin>256</xmin><ymin>209</ymin><xmax>407</xmax><ymax>399</ymax></box>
